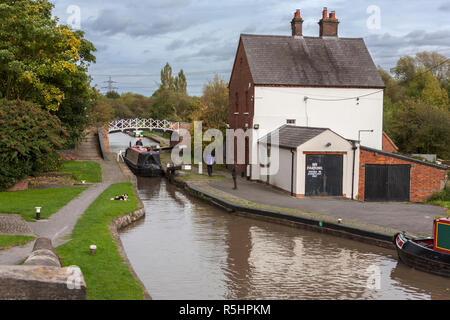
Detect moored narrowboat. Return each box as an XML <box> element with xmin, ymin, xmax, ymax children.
<box><xmin>123</xmin><ymin>146</ymin><xmax>163</xmax><ymax>177</ymax></box>
<box><xmin>394</xmin><ymin>218</ymin><xmax>450</xmax><ymax>278</ymax></box>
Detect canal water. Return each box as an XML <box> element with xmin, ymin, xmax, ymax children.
<box><xmin>110</xmin><ymin>133</ymin><xmax>450</xmax><ymax>300</ymax></box>
<box><xmin>108</xmin><ymin>132</ymin><xmax>159</xmax><ymax>154</ymax></box>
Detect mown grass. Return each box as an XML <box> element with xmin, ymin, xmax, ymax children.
<box><xmin>0</xmin><ymin>187</ymin><xmax>88</xmax><ymax>221</ymax></box>
<box><xmin>0</xmin><ymin>235</ymin><xmax>35</xmax><ymax>250</ymax></box>
<box><xmin>56</xmin><ymin>182</ymin><xmax>144</xmax><ymax>300</ymax></box>
<box><xmin>59</xmin><ymin>160</ymin><xmax>102</xmax><ymax>183</ymax></box>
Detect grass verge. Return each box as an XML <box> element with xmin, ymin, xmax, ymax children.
<box><xmin>56</xmin><ymin>182</ymin><xmax>144</xmax><ymax>300</ymax></box>
<box><xmin>0</xmin><ymin>187</ymin><xmax>88</xmax><ymax>221</ymax></box>
<box><xmin>0</xmin><ymin>235</ymin><xmax>35</xmax><ymax>250</ymax></box>
<box><xmin>59</xmin><ymin>160</ymin><xmax>102</xmax><ymax>183</ymax></box>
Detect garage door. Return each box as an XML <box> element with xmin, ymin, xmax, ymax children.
<box><xmin>305</xmin><ymin>154</ymin><xmax>343</xmax><ymax>196</ymax></box>
<box><xmin>364</xmin><ymin>165</ymin><xmax>411</xmax><ymax>202</ymax></box>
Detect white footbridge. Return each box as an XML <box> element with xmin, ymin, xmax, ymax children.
<box><xmin>108</xmin><ymin>118</ymin><xmax>180</xmax><ymax>134</ymax></box>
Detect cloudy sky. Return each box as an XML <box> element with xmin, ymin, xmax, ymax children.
<box><xmin>51</xmin><ymin>0</ymin><xmax>450</xmax><ymax>96</ymax></box>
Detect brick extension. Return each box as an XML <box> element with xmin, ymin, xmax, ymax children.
<box><xmin>359</xmin><ymin>147</ymin><xmax>447</xmax><ymax>202</ymax></box>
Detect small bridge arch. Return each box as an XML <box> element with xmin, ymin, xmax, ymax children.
<box><xmin>108</xmin><ymin>118</ymin><xmax>180</xmax><ymax>134</ymax></box>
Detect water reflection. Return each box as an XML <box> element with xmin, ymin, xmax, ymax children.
<box><xmin>119</xmin><ymin>178</ymin><xmax>450</xmax><ymax>300</ymax></box>
<box><xmin>108</xmin><ymin>132</ymin><xmax>159</xmax><ymax>154</ymax></box>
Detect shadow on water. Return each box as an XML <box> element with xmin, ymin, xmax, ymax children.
<box><xmin>118</xmin><ymin>176</ymin><xmax>450</xmax><ymax>300</ymax></box>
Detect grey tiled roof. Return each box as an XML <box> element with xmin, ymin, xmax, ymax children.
<box><xmin>241</xmin><ymin>34</ymin><xmax>385</xmax><ymax>88</ymax></box>
<box><xmin>260</xmin><ymin>125</ymin><xmax>327</xmax><ymax>148</ymax></box>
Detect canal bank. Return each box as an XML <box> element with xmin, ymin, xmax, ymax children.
<box><xmin>162</xmin><ymin>158</ymin><xmax>447</xmax><ymax>250</ymax></box>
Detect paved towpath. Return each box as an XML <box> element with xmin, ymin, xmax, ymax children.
<box><xmin>0</xmin><ymin>158</ymin><xmax>128</xmax><ymax>265</ymax></box>
<box><xmin>183</xmin><ymin>167</ymin><xmax>446</xmax><ymax>237</ymax></box>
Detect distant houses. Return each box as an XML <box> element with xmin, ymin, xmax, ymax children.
<box><xmin>228</xmin><ymin>7</ymin><xmax>446</xmax><ymax>201</ymax></box>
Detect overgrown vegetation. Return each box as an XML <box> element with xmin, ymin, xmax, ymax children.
<box><xmin>59</xmin><ymin>160</ymin><xmax>102</xmax><ymax>183</ymax></box>
<box><xmin>380</xmin><ymin>51</ymin><xmax>449</xmax><ymax>158</ymax></box>
<box><xmin>0</xmin><ymin>186</ymin><xmax>87</xmax><ymax>221</ymax></box>
<box><xmin>427</xmin><ymin>183</ymin><xmax>450</xmax><ymax>211</ymax></box>
<box><xmin>56</xmin><ymin>183</ymin><xmax>144</xmax><ymax>300</ymax></box>
<box><xmin>0</xmin><ymin>235</ymin><xmax>35</xmax><ymax>250</ymax></box>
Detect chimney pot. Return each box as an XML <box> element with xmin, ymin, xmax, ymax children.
<box><xmin>322</xmin><ymin>7</ymin><xmax>328</xmax><ymax>19</ymax></box>
<box><xmin>294</xmin><ymin>9</ymin><xmax>301</xmax><ymax>19</ymax></box>
<box><xmin>319</xmin><ymin>8</ymin><xmax>339</xmax><ymax>37</ymax></box>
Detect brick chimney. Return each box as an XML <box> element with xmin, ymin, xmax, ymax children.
<box><xmin>318</xmin><ymin>7</ymin><xmax>339</xmax><ymax>37</ymax></box>
<box><xmin>291</xmin><ymin>9</ymin><xmax>304</xmax><ymax>37</ymax></box>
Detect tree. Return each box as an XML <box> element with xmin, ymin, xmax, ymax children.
<box><xmin>106</xmin><ymin>91</ymin><xmax>120</xmax><ymax>99</ymax></box>
<box><xmin>90</xmin><ymin>95</ymin><xmax>115</xmax><ymax>126</ymax></box>
<box><xmin>196</xmin><ymin>74</ymin><xmax>229</xmax><ymax>132</ymax></box>
<box><xmin>174</xmin><ymin>70</ymin><xmax>187</xmax><ymax>94</ymax></box>
<box><xmin>391</xmin><ymin>99</ymin><xmax>450</xmax><ymax>158</ymax></box>
<box><xmin>0</xmin><ymin>99</ymin><xmax>68</xmax><ymax>189</ymax></box>
<box><xmin>150</xmin><ymin>63</ymin><xmax>198</xmax><ymax>121</ymax></box>
<box><xmin>0</xmin><ymin>0</ymin><xmax>97</xmax><ymax>145</ymax></box>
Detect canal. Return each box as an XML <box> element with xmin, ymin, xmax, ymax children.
<box><xmin>110</xmin><ymin>133</ymin><xmax>450</xmax><ymax>300</ymax></box>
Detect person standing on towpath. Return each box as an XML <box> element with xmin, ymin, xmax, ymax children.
<box><xmin>206</xmin><ymin>151</ymin><xmax>215</xmax><ymax>177</ymax></box>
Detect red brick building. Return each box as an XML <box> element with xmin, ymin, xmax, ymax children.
<box><xmin>359</xmin><ymin>147</ymin><xmax>447</xmax><ymax>202</ymax></box>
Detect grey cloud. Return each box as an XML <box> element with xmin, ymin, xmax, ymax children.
<box><xmin>85</xmin><ymin>9</ymin><xmax>199</xmax><ymax>38</ymax></box>
<box><xmin>365</xmin><ymin>29</ymin><xmax>450</xmax><ymax>68</ymax></box>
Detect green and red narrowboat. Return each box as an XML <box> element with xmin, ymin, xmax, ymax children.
<box><xmin>394</xmin><ymin>218</ymin><xmax>450</xmax><ymax>278</ymax></box>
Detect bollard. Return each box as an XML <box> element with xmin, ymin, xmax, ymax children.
<box><xmin>198</xmin><ymin>162</ymin><xmax>203</xmax><ymax>175</ymax></box>
<box><xmin>35</xmin><ymin>207</ymin><xmax>41</xmax><ymax>220</ymax></box>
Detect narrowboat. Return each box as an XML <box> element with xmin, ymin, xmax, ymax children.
<box><xmin>394</xmin><ymin>218</ymin><xmax>450</xmax><ymax>278</ymax></box>
<box><xmin>123</xmin><ymin>146</ymin><xmax>163</xmax><ymax>177</ymax></box>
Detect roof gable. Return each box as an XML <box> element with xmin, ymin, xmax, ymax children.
<box><xmin>240</xmin><ymin>34</ymin><xmax>385</xmax><ymax>88</ymax></box>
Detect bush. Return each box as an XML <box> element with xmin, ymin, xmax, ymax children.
<box><xmin>429</xmin><ymin>185</ymin><xmax>450</xmax><ymax>202</ymax></box>
<box><xmin>0</xmin><ymin>99</ymin><xmax>67</xmax><ymax>189</ymax></box>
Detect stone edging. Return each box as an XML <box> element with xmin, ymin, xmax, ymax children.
<box><xmin>168</xmin><ymin>174</ymin><xmax>397</xmax><ymax>250</ymax></box>
<box><xmin>109</xmin><ymin>206</ymin><xmax>152</xmax><ymax>300</ymax></box>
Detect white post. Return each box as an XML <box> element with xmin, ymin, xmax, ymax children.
<box><xmin>198</xmin><ymin>162</ymin><xmax>203</xmax><ymax>175</ymax></box>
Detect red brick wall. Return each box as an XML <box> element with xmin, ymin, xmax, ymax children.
<box><xmin>359</xmin><ymin>149</ymin><xmax>447</xmax><ymax>202</ymax></box>
<box><xmin>228</xmin><ymin>38</ymin><xmax>255</xmax><ymax>175</ymax></box>
<box><xmin>382</xmin><ymin>132</ymin><xmax>398</xmax><ymax>153</ymax></box>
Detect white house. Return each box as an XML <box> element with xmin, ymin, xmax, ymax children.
<box><xmin>228</xmin><ymin>7</ymin><xmax>386</xmax><ymax>198</ymax></box>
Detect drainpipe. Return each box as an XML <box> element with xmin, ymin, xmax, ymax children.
<box><xmin>351</xmin><ymin>141</ymin><xmax>358</xmax><ymax>200</ymax></box>
<box><xmin>291</xmin><ymin>149</ymin><xmax>295</xmax><ymax>197</ymax></box>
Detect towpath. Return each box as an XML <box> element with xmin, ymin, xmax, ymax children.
<box><xmin>0</xmin><ymin>158</ymin><xmax>128</xmax><ymax>265</ymax></box>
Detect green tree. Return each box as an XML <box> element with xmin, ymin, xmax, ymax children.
<box><xmin>0</xmin><ymin>99</ymin><xmax>68</xmax><ymax>189</ymax></box>
<box><xmin>391</xmin><ymin>99</ymin><xmax>450</xmax><ymax>158</ymax></box>
<box><xmin>195</xmin><ymin>74</ymin><xmax>229</xmax><ymax>132</ymax></box>
<box><xmin>0</xmin><ymin>0</ymin><xmax>96</xmax><ymax>145</ymax></box>
<box><xmin>174</xmin><ymin>69</ymin><xmax>187</xmax><ymax>94</ymax></box>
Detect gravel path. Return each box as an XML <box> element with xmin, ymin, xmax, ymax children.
<box><xmin>0</xmin><ymin>158</ymin><xmax>128</xmax><ymax>265</ymax></box>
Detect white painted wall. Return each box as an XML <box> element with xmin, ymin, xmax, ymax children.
<box><xmin>252</xmin><ymin>86</ymin><xmax>383</xmax><ymax>149</ymax></box>
<box><xmin>266</xmin><ymin>147</ymin><xmax>296</xmax><ymax>194</ymax></box>
<box><xmin>296</xmin><ymin>130</ymin><xmax>359</xmax><ymax>199</ymax></box>
<box><xmin>256</xmin><ymin>130</ymin><xmax>360</xmax><ymax>199</ymax></box>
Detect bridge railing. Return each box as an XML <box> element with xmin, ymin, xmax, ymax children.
<box><xmin>108</xmin><ymin>118</ymin><xmax>180</xmax><ymax>133</ymax></box>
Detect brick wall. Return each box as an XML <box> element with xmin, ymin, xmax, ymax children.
<box><xmin>382</xmin><ymin>132</ymin><xmax>398</xmax><ymax>153</ymax></box>
<box><xmin>228</xmin><ymin>37</ymin><xmax>255</xmax><ymax>175</ymax></box>
<box><xmin>359</xmin><ymin>149</ymin><xmax>447</xmax><ymax>202</ymax></box>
